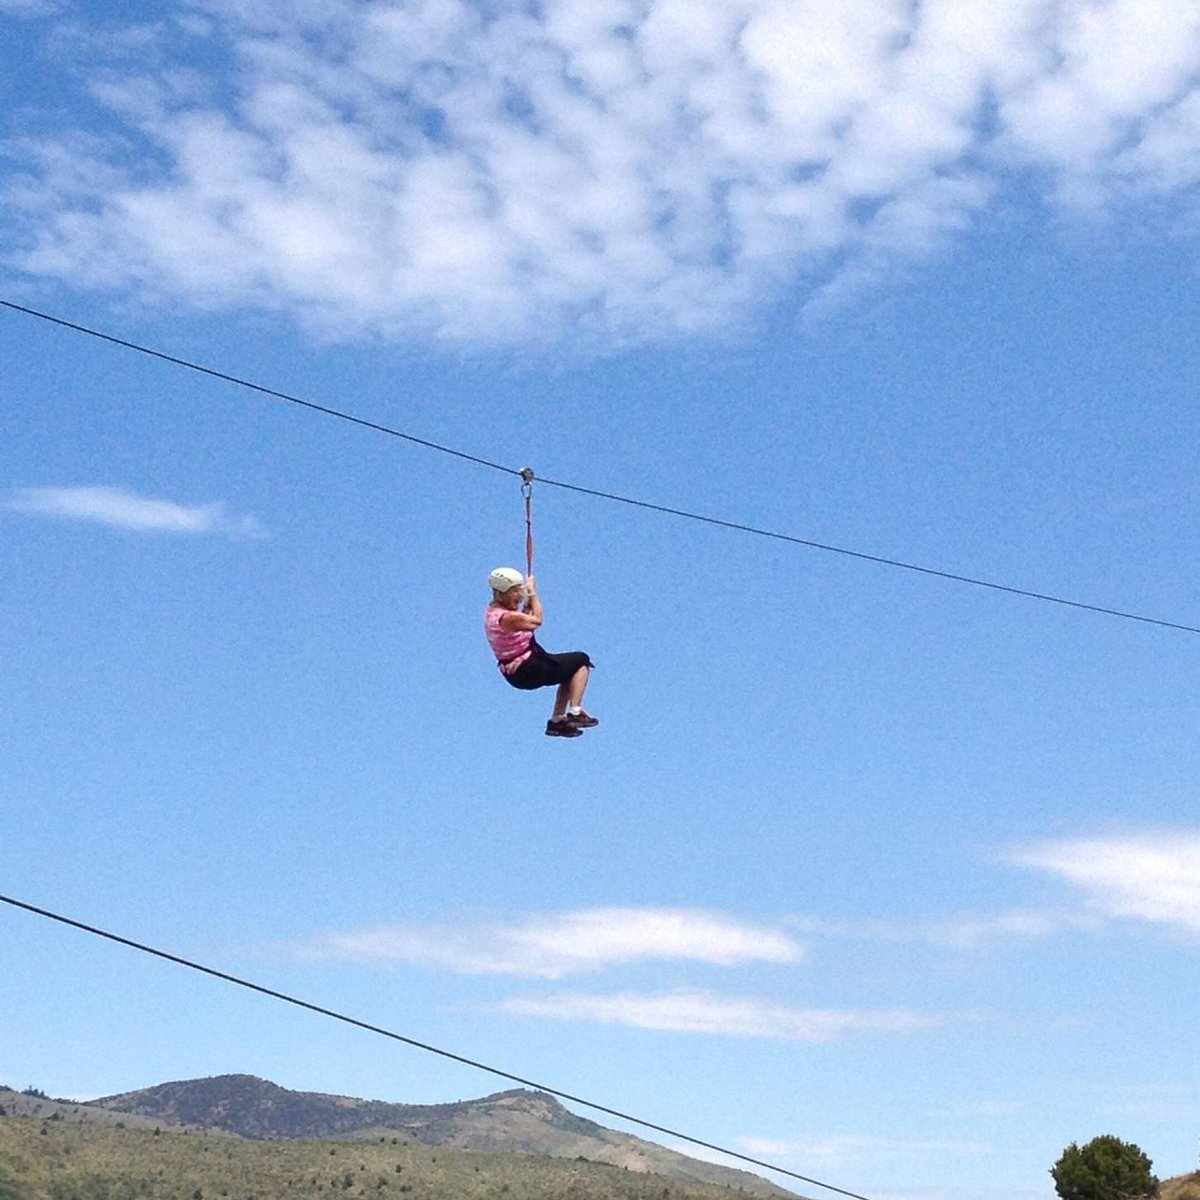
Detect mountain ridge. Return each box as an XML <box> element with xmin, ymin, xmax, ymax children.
<box><xmin>86</xmin><ymin>1074</ymin><xmax>796</xmax><ymax>1197</ymax></box>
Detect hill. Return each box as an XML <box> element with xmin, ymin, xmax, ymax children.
<box><xmin>0</xmin><ymin>1087</ymin><xmax>208</xmax><ymax>1133</ymax></box>
<box><xmin>0</xmin><ymin>1109</ymin><xmax>789</xmax><ymax>1200</ymax></box>
<box><xmin>14</xmin><ymin>1077</ymin><xmax>797</xmax><ymax>1198</ymax></box>
<box><xmin>1162</xmin><ymin>1174</ymin><xmax>1200</xmax><ymax>1200</ymax></box>
<box><xmin>7</xmin><ymin>1087</ymin><xmax>1198</xmax><ymax>1200</ymax></box>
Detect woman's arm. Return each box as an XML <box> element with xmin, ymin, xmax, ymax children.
<box><xmin>500</xmin><ymin>576</ymin><xmax>543</xmax><ymax>631</ymax></box>
<box><xmin>501</xmin><ymin>610</ymin><xmax>541</xmax><ymax>631</ymax></box>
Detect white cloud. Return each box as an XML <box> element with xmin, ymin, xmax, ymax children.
<box><xmin>303</xmin><ymin>907</ymin><xmax>804</xmax><ymax>977</ymax></box>
<box><xmin>1113</xmin><ymin>89</ymin><xmax>1200</xmax><ymax>197</ymax></box>
<box><xmin>736</xmin><ymin>1136</ymin><xmax>792</xmax><ymax>1157</ymax></box>
<box><xmin>962</xmin><ymin>1099</ymin><xmax>1026</xmax><ymax>1117</ymax></box>
<box><xmin>658</xmin><ymin>1140</ymin><xmax>770</xmax><ymax>1172</ymax></box>
<box><xmin>1008</xmin><ymin>830</ymin><xmax>1200</xmax><ymax>936</ymax></box>
<box><xmin>4</xmin><ymin>0</ymin><xmax>1200</xmax><ymax>347</ymax></box>
<box><xmin>1096</xmin><ymin>1081</ymin><xmax>1200</xmax><ymax>1120</ymax></box>
<box><xmin>790</xmin><ymin>907</ymin><xmax>1098</xmax><ymax>949</ymax></box>
<box><xmin>496</xmin><ymin>988</ymin><xmax>978</xmax><ymax>1041</ymax></box>
<box><xmin>740</xmin><ymin>1132</ymin><xmax>989</xmax><ymax>1166</ymax></box>
<box><xmin>1000</xmin><ymin>0</ymin><xmax>1200</xmax><ymax>206</ymax></box>
<box><xmin>6</xmin><ymin>485</ymin><xmax>265</xmax><ymax>537</ymax></box>
<box><xmin>0</xmin><ymin>0</ymin><xmax>62</xmax><ymax>14</ymax></box>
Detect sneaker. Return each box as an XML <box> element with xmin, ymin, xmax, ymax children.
<box><xmin>566</xmin><ymin>709</ymin><xmax>599</xmax><ymax>728</ymax></box>
<box><xmin>545</xmin><ymin>718</ymin><xmax>583</xmax><ymax>738</ymax></box>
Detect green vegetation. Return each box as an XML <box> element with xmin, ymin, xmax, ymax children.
<box><xmin>52</xmin><ymin>1078</ymin><xmax>788</xmax><ymax>1198</ymax></box>
<box><xmin>1051</xmin><ymin>1135</ymin><xmax>1157</xmax><ymax>1200</ymax></box>
<box><xmin>0</xmin><ymin>1117</ymin><xmax>768</xmax><ymax>1200</ymax></box>
<box><xmin>0</xmin><ymin>1160</ymin><xmax>35</xmax><ymax>1200</ymax></box>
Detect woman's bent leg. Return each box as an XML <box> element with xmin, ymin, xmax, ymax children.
<box><xmin>568</xmin><ymin>664</ymin><xmax>589</xmax><ymax>709</ymax></box>
<box><xmin>552</xmin><ymin>664</ymin><xmax>588</xmax><ymax>721</ymax></box>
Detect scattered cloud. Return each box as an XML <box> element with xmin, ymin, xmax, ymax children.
<box><xmin>6</xmin><ymin>485</ymin><xmax>265</xmax><ymax>537</ymax></box>
<box><xmin>1007</xmin><ymin>830</ymin><xmax>1200</xmax><ymax>936</ymax></box>
<box><xmin>4</xmin><ymin>0</ymin><xmax>1200</xmax><ymax>347</ymax></box>
<box><xmin>1096</xmin><ymin>1081</ymin><xmax>1200</xmax><ymax>1120</ymax></box>
<box><xmin>496</xmin><ymin>988</ymin><xmax>980</xmax><ymax>1041</ymax></box>
<box><xmin>962</xmin><ymin>1099</ymin><xmax>1026</xmax><ymax>1118</ymax></box>
<box><xmin>658</xmin><ymin>1141</ymin><xmax>769</xmax><ymax>1172</ymax></box>
<box><xmin>791</xmin><ymin>829</ymin><xmax>1200</xmax><ymax>950</ymax></box>
<box><xmin>0</xmin><ymin>0</ymin><xmax>62</xmax><ymax>14</ymax></box>
<box><xmin>738</xmin><ymin>1132</ymin><xmax>989</xmax><ymax>1166</ymax></box>
<box><xmin>301</xmin><ymin>907</ymin><xmax>804</xmax><ymax>978</ymax></box>
<box><xmin>790</xmin><ymin>907</ymin><xmax>1099</xmax><ymax>949</ymax></box>
<box><xmin>730</xmin><ymin>1137</ymin><xmax>791</xmax><ymax>1159</ymax></box>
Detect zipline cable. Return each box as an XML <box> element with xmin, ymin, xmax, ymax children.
<box><xmin>533</xmin><ymin>474</ymin><xmax>1200</xmax><ymax>634</ymax></box>
<box><xmin>0</xmin><ymin>892</ymin><xmax>872</xmax><ymax>1200</ymax></box>
<box><xmin>4</xmin><ymin>297</ymin><xmax>1198</xmax><ymax>637</ymax></box>
<box><xmin>0</xmin><ymin>300</ymin><xmax>515</xmax><ymax>478</ymax></box>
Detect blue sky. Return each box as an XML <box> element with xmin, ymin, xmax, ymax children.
<box><xmin>3</xmin><ymin>3</ymin><xmax>1200</xmax><ymax>1200</ymax></box>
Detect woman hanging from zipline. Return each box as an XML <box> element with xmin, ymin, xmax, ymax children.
<box><xmin>484</xmin><ymin>469</ymin><xmax>597</xmax><ymax>738</ymax></box>
<box><xmin>484</xmin><ymin>568</ymin><xmax>597</xmax><ymax>729</ymax></box>
<box><xmin>484</xmin><ymin>568</ymin><xmax>597</xmax><ymax>737</ymax></box>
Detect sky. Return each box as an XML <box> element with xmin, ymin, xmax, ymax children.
<box><xmin>2</xmin><ymin>3</ymin><xmax>1200</xmax><ymax>1200</ymax></box>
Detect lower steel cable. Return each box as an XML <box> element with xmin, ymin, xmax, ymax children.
<box><xmin>0</xmin><ymin>891</ymin><xmax>874</xmax><ymax>1200</ymax></box>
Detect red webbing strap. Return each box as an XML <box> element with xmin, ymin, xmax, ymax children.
<box><xmin>520</xmin><ymin>467</ymin><xmax>535</xmax><ymax>582</ymax></box>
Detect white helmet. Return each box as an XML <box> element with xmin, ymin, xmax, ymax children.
<box><xmin>488</xmin><ymin>566</ymin><xmax>525</xmax><ymax>593</ymax></box>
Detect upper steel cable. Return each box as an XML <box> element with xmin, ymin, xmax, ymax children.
<box><xmin>0</xmin><ymin>892</ymin><xmax>872</xmax><ymax>1200</ymax></box>
<box><xmin>533</xmin><ymin>475</ymin><xmax>1200</xmax><ymax>634</ymax></box>
<box><xmin>0</xmin><ymin>300</ymin><xmax>515</xmax><ymax>478</ymax></box>
<box><xmin>3</xmin><ymin>297</ymin><xmax>1197</xmax><ymax>636</ymax></box>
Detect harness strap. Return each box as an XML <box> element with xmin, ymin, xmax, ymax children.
<box><xmin>498</xmin><ymin>643</ymin><xmax>537</xmax><ymax>675</ymax></box>
<box><xmin>520</xmin><ymin>466</ymin><xmax>535</xmax><ymax>582</ymax></box>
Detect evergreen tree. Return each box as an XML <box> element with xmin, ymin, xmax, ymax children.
<box><xmin>1051</xmin><ymin>1134</ymin><xmax>1157</xmax><ymax>1200</ymax></box>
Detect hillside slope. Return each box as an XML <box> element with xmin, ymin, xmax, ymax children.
<box><xmin>0</xmin><ymin>1115</ymin><xmax>788</xmax><ymax>1200</ymax></box>
<box><xmin>89</xmin><ymin>1075</ymin><xmax>795</xmax><ymax>1198</ymax></box>
<box><xmin>1162</xmin><ymin>1173</ymin><xmax>1200</xmax><ymax>1200</ymax></box>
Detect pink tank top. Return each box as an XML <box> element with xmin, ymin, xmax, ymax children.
<box><xmin>484</xmin><ymin>604</ymin><xmax>533</xmax><ymax>673</ymax></box>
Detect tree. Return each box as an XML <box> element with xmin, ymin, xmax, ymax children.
<box><xmin>1052</xmin><ymin>1135</ymin><xmax>1158</xmax><ymax>1200</ymax></box>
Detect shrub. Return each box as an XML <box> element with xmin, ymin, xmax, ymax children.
<box><xmin>1052</xmin><ymin>1135</ymin><xmax>1157</xmax><ymax>1200</ymax></box>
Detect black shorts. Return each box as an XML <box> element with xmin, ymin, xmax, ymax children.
<box><xmin>503</xmin><ymin>643</ymin><xmax>593</xmax><ymax>691</ymax></box>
